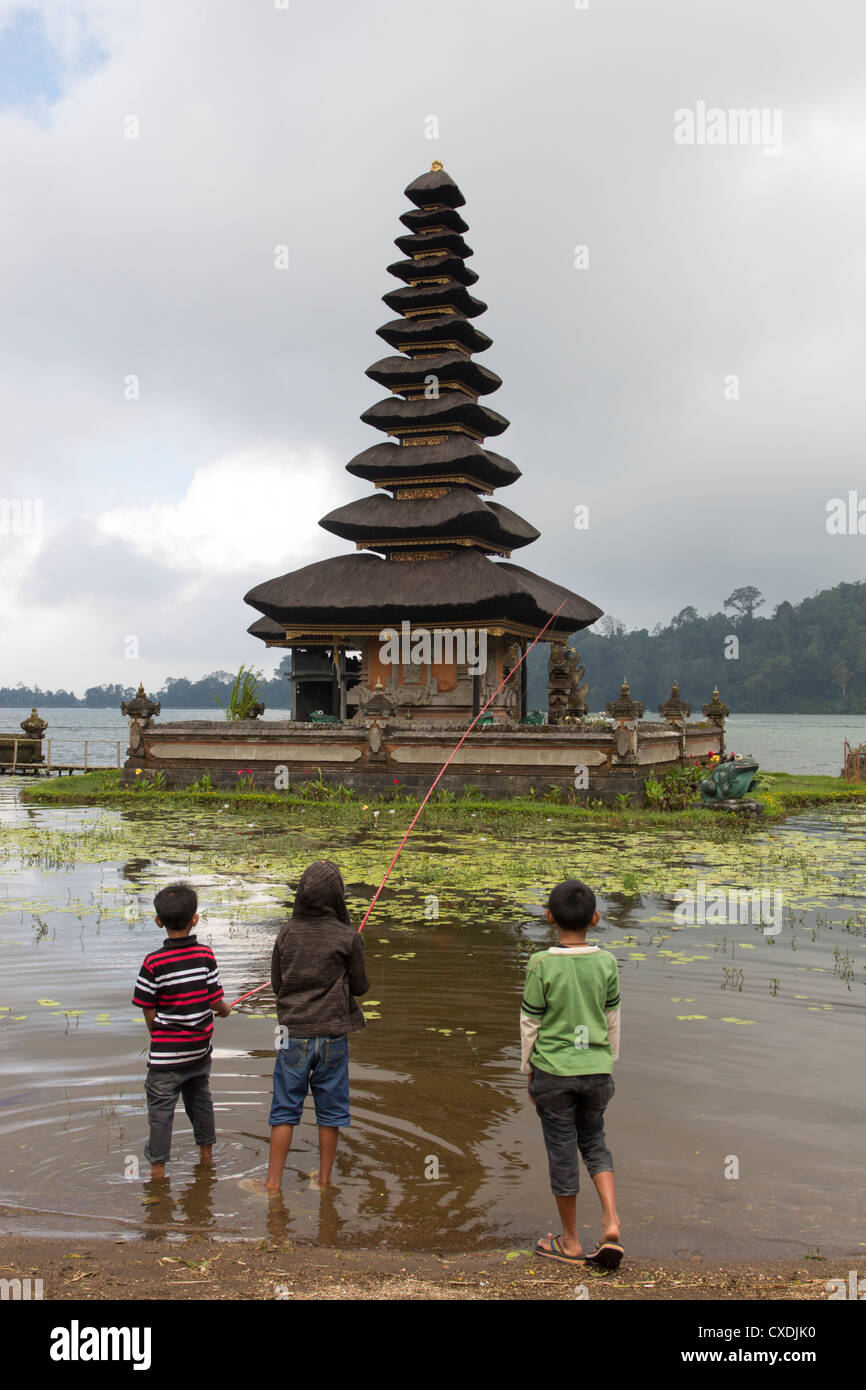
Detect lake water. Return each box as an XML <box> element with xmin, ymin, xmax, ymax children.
<box><xmin>2</xmin><ymin>707</ymin><xmax>865</xmax><ymax>776</ymax></box>
<box><xmin>0</xmin><ymin>781</ymin><xmax>863</xmax><ymax>1259</ymax></box>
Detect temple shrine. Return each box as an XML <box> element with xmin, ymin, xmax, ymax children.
<box><xmin>122</xmin><ymin>165</ymin><xmax>728</xmax><ymax>799</ymax></box>
<box><xmin>244</xmin><ymin>162</ymin><xmax>601</xmax><ymax>723</ymax></box>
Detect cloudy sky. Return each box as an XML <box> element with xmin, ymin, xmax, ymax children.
<box><xmin>1</xmin><ymin>0</ymin><xmax>864</xmax><ymax>693</ymax></box>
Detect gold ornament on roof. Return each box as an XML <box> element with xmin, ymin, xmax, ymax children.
<box><xmin>430</xmin><ymin>159</ymin><xmax>444</xmax><ymax>171</ymax></box>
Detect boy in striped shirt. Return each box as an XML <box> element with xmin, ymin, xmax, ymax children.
<box><xmin>132</xmin><ymin>883</ymin><xmax>231</xmax><ymax>1178</ymax></box>
<box><xmin>521</xmin><ymin>878</ymin><xmax>623</xmax><ymax>1268</ymax></box>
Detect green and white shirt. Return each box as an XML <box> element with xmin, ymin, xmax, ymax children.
<box><xmin>520</xmin><ymin>945</ymin><xmax>621</xmax><ymax>1076</ymax></box>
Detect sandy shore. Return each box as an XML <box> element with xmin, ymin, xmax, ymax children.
<box><xmin>0</xmin><ymin>1236</ymin><xmax>858</xmax><ymax>1301</ymax></box>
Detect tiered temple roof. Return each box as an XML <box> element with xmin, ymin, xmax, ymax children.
<box><xmin>245</xmin><ymin>163</ymin><xmax>602</xmax><ymax>642</ymax></box>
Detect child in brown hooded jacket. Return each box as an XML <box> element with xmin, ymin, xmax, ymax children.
<box><xmin>266</xmin><ymin>860</ymin><xmax>368</xmax><ymax>1189</ymax></box>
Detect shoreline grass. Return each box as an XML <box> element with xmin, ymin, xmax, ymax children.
<box><xmin>13</xmin><ymin>768</ymin><xmax>866</xmax><ymax>833</ymax></box>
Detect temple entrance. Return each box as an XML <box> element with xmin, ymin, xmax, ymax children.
<box><xmin>296</xmin><ymin>680</ymin><xmax>337</xmax><ymax>721</ymax></box>
<box><xmin>290</xmin><ymin>646</ymin><xmax>362</xmax><ymax>721</ymax></box>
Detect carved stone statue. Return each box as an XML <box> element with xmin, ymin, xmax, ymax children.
<box><xmin>700</xmin><ymin>756</ymin><xmax>759</xmax><ymax>803</ymax></box>
<box><xmin>548</xmin><ymin>642</ymin><xmax>587</xmax><ymax>724</ymax></box>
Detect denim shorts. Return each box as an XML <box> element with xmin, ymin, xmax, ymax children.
<box><xmin>269</xmin><ymin>1034</ymin><xmax>351</xmax><ymax>1127</ymax></box>
<box><xmin>529</xmin><ymin>1068</ymin><xmax>615</xmax><ymax>1197</ymax></box>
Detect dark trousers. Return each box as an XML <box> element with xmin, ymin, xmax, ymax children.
<box><xmin>144</xmin><ymin>1057</ymin><xmax>216</xmax><ymax>1164</ymax></box>
<box><xmin>529</xmin><ymin>1068</ymin><xmax>615</xmax><ymax>1197</ymax></box>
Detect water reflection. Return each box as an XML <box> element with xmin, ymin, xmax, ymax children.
<box><xmin>0</xmin><ymin>782</ymin><xmax>864</xmax><ymax>1256</ymax></box>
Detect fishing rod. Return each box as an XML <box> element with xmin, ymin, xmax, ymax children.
<box><xmin>227</xmin><ymin>598</ymin><xmax>567</xmax><ymax>1008</ymax></box>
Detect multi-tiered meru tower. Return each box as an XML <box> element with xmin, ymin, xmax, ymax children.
<box><xmin>245</xmin><ymin>162</ymin><xmax>602</xmax><ymax>723</ymax></box>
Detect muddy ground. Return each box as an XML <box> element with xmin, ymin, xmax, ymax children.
<box><xmin>0</xmin><ymin>1236</ymin><xmax>858</xmax><ymax>1300</ymax></box>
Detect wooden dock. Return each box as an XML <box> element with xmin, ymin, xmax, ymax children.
<box><xmin>0</xmin><ymin>738</ymin><xmax>124</xmax><ymax>776</ymax></box>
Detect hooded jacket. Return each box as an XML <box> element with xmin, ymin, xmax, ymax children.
<box><xmin>270</xmin><ymin>860</ymin><xmax>369</xmax><ymax>1036</ymax></box>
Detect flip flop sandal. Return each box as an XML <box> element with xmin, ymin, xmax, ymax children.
<box><xmin>534</xmin><ymin>1235</ymin><xmax>587</xmax><ymax>1265</ymax></box>
<box><xmin>586</xmin><ymin>1240</ymin><xmax>624</xmax><ymax>1270</ymax></box>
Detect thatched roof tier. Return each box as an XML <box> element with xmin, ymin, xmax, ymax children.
<box><xmin>246</xmin><ymin>551</ymin><xmax>601</xmax><ymax>634</ymax></box>
<box><xmin>399</xmin><ymin>206</ymin><xmax>469</xmax><ymax>235</ymax></box>
<box><xmin>345</xmin><ymin>439</ymin><xmax>521</xmax><ymax>490</ymax></box>
<box><xmin>386</xmin><ymin>255</ymin><xmax>479</xmax><ymax>288</ymax></box>
<box><xmin>361</xmin><ymin>394</ymin><xmax>509</xmax><ymax>438</ymax></box>
<box><xmin>381</xmin><ymin>282</ymin><xmax>486</xmax><ymax>318</ymax></box>
<box><xmin>366</xmin><ymin>352</ymin><xmax>502</xmax><ymax>397</ymax></box>
<box><xmin>376</xmin><ymin>314</ymin><xmax>492</xmax><ymax>355</ymax></box>
<box><xmin>404</xmin><ymin>168</ymin><xmax>465</xmax><ymax>209</ymax></box>
<box><xmin>247</xmin><ymin>615</ymin><xmax>285</xmax><ymax>643</ymax></box>
<box><xmin>394</xmin><ymin>230</ymin><xmax>473</xmax><ymax>259</ymax></box>
<box><xmin>244</xmin><ymin>164</ymin><xmax>604</xmax><ymax>652</ymax></box>
<box><xmin>319</xmin><ymin>488</ymin><xmax>538</xmax><ymax>551</ymax></box>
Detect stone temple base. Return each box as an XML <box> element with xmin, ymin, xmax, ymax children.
<box><xmin>123</xmin><ymin>718</ymin><xmax>723</xmax><ymax>806</ymax></box>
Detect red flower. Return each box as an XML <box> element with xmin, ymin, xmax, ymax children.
<box><xmin>393</xmin><ymin>778</ymin><xmax>399</xmax><ymax>784</ymax></box>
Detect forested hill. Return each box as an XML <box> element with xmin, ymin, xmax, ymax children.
<box><xmin>527</xmin><ymin>580</ymin><xmax>866</xmax><ymax>715</ymax></box>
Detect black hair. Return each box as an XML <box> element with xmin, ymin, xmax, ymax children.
<box><xmin>153</xmin><ymin>882</ymin><xmax>198</xmax><ymax>932</ymax></box>
<box><xmin>547</xmin><ymin>879</ymin><xmax>597</xmax><ymax>931</ymax></box>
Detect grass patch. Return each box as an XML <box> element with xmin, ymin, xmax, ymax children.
<box><xmin>16</xmin><ymin>767</ymin><xmax>866</xmax><ymax>834</ymax></box>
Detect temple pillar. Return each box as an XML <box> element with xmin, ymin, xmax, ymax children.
<box><xmin>338</xmin><ymin>647</ymin><xmax>348</xmax><ymax>722</ymax></box>
<box><xmin>289</xmin><ymin>656</ymin><xmax>298</xmax><ymax>721</ymax></box>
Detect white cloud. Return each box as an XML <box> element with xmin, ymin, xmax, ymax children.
<box><xmin>93</xmin><ymin>447</ymin><xmax>347</xmax><ymax>574</ymax></box>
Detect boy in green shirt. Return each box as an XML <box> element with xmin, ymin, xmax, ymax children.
<box><xmin>521</xmin><ymin>878</ymin><xmax>623</xmax><ymax>1268</ymax></box>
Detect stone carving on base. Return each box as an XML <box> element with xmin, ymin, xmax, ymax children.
<box><xmin>502</xmin><ymin>641</ymin><xmax>522</xmax><ymax>715</ymax></box>
<box><xmin>701</xmin><ymin>685</ymin><xmax>731</xmax><ymax>755</ymax></box>
<box><xmin>658</xmin><ymin>681</ymin><xmax>691</xmax><ymax>723</ymax></box>
<box><xmin>548</xmin><ymin>643</ymin><xmax>588</xmax><ymax>725</ymax></box>
<box><xmin>20</xmin><ymin>708</ymin><xmax>47</xmax><ymax>741</ymax></box>
<box><xmin>367</xmin><ymin>721</ymin><xmax>386</xmax><ymax>762</ymax></box>
<box><xmin>121</xmin><ymin>683</ymin><xmax>161</xmax><ymax>724</ymax></box>
<box><xmin>355</xmin><ymin>674</ymin><xmax>439</xmax><ymax>718</ymax></box>
<box><xmin>605</xmin><ymin>680</ymin><xmax>643</xmax><ymax>763</ymax></box>
<box><xmin>121</xmin><ymin>683</ymin><xmax>161</xmax><ymax>759</ymax></box>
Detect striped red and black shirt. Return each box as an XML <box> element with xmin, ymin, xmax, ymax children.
<box><xmin>132</xmin><ymin>935</ymin><xmax>224</xmax><ymax>1068</ymax></box>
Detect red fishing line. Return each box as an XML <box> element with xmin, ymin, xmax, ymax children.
<box><xmin>356</xmin><ymin>600</ymin><xmax>567</xmax><ymax>934</ymax></box>
<box><xmin>227</xmin><ymin>598</ymin><xmax>567</xmax><ymax>1006</ymax></box>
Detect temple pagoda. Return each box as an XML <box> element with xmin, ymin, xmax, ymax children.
<box><xmin>245</xmin><ymin>163</ymin><xmax>602</xmax><ymax>723</ymax></box>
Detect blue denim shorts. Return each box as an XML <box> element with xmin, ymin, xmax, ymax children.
<box><xmin>269</xmin><ymin>1034</ymin><xmax>351</xmax><ymax>1127</ymax></box>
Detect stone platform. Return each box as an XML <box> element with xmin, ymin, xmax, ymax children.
<box><xmin>123</xmin><ymin>716</ymin><xmax>723</xmax><ymax>804</ymax></box>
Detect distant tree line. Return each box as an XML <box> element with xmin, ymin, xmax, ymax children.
<box><xmin>527</xmin><ymin>581</ymin><xmax>866</xmax><ymax>714</ymax></box>
<box><xmin>0</xmin><ymin>656</ymin><xmax>292</xmax><ymax>709</ymax></box>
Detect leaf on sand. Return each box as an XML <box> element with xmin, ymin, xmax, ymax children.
<box><xmin>675</xmin><ymin>1015</ymin><xmax>708</xmax><ymax>1022</ymax></box>
<box><xmin>720</xmin><ymin>1017</ymin><xmax>758</xmax><ymax>1025</ymax></box>
<box><xmin>38</xmin><ymin>999</ymin><xmax>62</xmax><ymax>1006</ymax></box>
